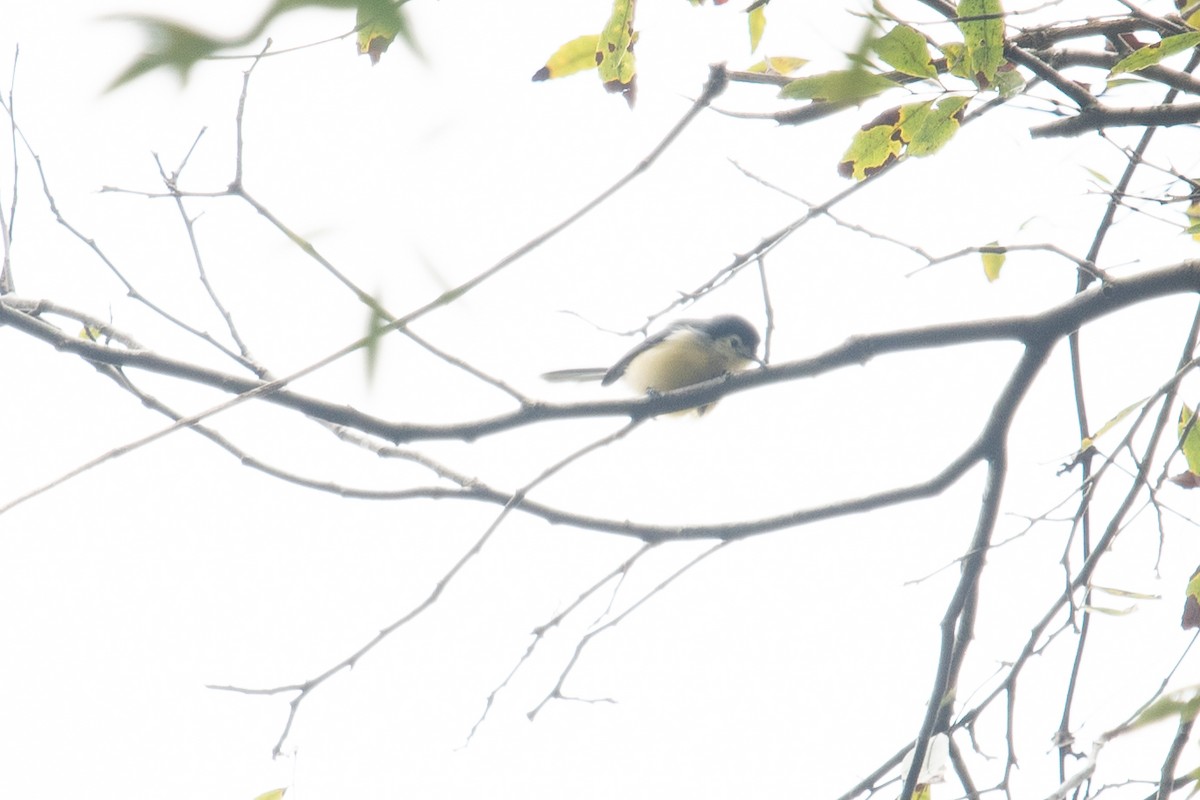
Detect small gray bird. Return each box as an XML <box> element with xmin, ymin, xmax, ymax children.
<box><xmin>542</xmin><ymin>315</ymin><xmax>762</xmax><ymax>414</ymax></box>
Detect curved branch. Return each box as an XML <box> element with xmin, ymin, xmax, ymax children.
<box><xmin>1006</xmin><ymin>44</ymin><xmax>1098</xmax><ymax>109</ymax></box>
<box><xmin>5</xmin><ymin>262</ymin><xmax>1200</xmax><ymax>444</ymax></box>
<box><xmin>1030</xmin><ymin>102</ymin><xmax>1200</xmax><ymax>137</ymax></box>
<box><xmin>209</xmin><ymin>418</ymin><xmax>644</xmax><ymax>756</ymax></box>
<box><xmin>902</xmin><ymin>338</ymin><xmax>1053</xmax><ymax>800</ymax></box>
<box><xmin>9</xmin><ymin>263</ymin><xmax>1200</xmax><ymax>541</ymax></box>
<box><xmin>1042</xmin><ymin>48</ymin><xmax>1200</xmax><ymax>96</ymax></box>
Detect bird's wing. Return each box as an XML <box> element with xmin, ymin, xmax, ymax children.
<box><xmin>601</xmin><ymin>322</ymin><xmax>696</xmax><ymax>386</ymax></box>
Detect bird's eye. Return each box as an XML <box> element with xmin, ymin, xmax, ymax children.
<box><xmin>728</xmin><ymin>336</ymin><xmax>742</xmax><ymax>349</ymax></box>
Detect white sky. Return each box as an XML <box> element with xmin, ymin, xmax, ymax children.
<box><xmin>4</xmin><ymin>1</ymin><xmax>1200</xmax><ymax>799</ymax></box>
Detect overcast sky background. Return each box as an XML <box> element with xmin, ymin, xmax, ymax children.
<box><xmin>4</xmin><ymin>1</ymin><xmax>1200</xmax><ymax>798</ymax></box>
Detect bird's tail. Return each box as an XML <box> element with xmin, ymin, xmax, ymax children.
<box><xmin>540</xmin><ymin>367</ymin><xmax>608</xmax><ymax>382</ymax></box>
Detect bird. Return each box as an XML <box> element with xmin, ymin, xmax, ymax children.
<box><xmin>541</xmin><ymin>314</ymin><xmax>763</xmax><ymax>414</ymax></box>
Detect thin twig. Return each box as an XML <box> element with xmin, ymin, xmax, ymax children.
<box><xmin>209</xmin><ymin>418</ymin><xmax>645</xmax><ymax>756</ymax></box>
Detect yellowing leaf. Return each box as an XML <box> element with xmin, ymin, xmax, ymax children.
<box><xmin>956</xmin><ymin>0</ymin><xmax>1006</xmax><ymax>87</ymax></box>
<box><xmin>981</xmin><ymin>242</ymin><xmax>1005</xmax><ymax>281</ymax></box>
<box><xmin>940</xmin><ymin>41</ymin><xmax>971</xmax><ymax>80</ymax></box>
<box><xmin>251</xmin><ymin>790</ymin><xmax>287</xmax><ymax>800</ymax></box>
<box><xmin>532</xmin><ymin>35</ymin><xmax>600</xmax><ymax>81</ymax></box>
<box><xmin>1080</xmin><ymin>396</ymin><xmax>1147</xmax><ymax>451</ymax></box>
<box><xmin>837</xmin><ymin>98</ymin><xmax>967</xmax><ymax>182</ymax></box>
<box><xmin>1184</xmin><ymin>565</ymin><xmax>1200</xmax><ymax>629</ymax></box>
<box><xmin>356</xmin><ymin>1</ymin><xmax>408</xmax><ymax>65</ymax></box>
<box><xmin>597</xmin><ymin>0</ymin><xmax>638</xmax><ymax>106</ymax></box>
<box><xmin>1081</xmin><ymin>603</ymin><xmax>1137</xmax><ymax>616</ymax></box>
<box><xmin>1171</xmin><ymin>471</ymin><xmax>1200</xmax><ymax>488</ymax></box>
<box><xmin>1110</xmin><ymin>32</ymin><xmax>1200</xmax><ymax>76</ymax></box>
<box><xmin>1188</xmin><ymin>199</ymin><xmax>1200</xmax><ymax>242</ymax></box>
<box><xmin>1183</xmin><ymin>1</ymin><xmax>1200</xmax><ymax>30</ymax></box>
<box><xmin>837</xmin><ymin>115</ymin><xmax>903</xmax><ymax>181</ymax></box>
<box><xmin>1180</xmin><ymin>403</ymin><xmax>1200</xmax><ymax>476</ymax></box>
<box><xmin>79</xmin><ymin>324</ymin><xmax>104</xmax><ymax>341</ymax></box>
<box><xmin>746</xmin><ymin>56</ymin><xmax>808</xmax><ymax>75</ymax></box>
<box><xmin>1091</xmin><ymin>584</ymin><xmax>1159</xmax><ymax>600</ymax></box>
<box><xmin>780</xmin><ymin>69</ymin><xmax>898</xmax><ymax>103</ymax></box>
<box><xmin>873</xmin><ymin>25</ymin><xmax>937</xmax><ymax>78</ymax></box>
<box><xmin>897</xmin><ymin>96</ymin><xmax>969</xmax><ymax>156</ymax></box>
<box><xmin>748</xmin><ymin>5</ymin><xmax>766</xmax><ymax>53</ymax></box>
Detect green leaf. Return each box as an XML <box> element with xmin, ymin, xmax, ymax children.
<box><xmin>1104</xmin><ymin>76</ymin><xmax>1150</xmax><ymax>91</ymax></box>
<box><xmin>746</xmin><ymin>56</ymin><xmax>808</xmax><ymax>75</ymax></box>
<box><xmin>111</xmin><ymin>0</ymin><xmax>418</xmax><ymax>90</ymax></box>
<box><xmin>896</xmin><ymin>95</ymin><xmax>969</xmax><ymax>157</ymax></box>
<box><xmin>1180</xmin><ymin>403</ymin><xmax>1200</xmax><ymax>476</ymax></box>
<box><xmin>780</xmin><ymin>69</ymin><xmax>898</xmax><ymax>102</ymax></box>
<box><xmin>363</xmin><ymin>301</ymin><xmax>387</xmax><ymax>385</ymax></box>
<box><xmin>106</xmin><ymin>18</ymin><xmax>225</xmax><ymax>90</ymax></box>
<box><xmin>1127</xmin><ymin>687</ymin><xmax>1200</xmax><ymax>731</ymax></box>
<box><xmin>748</xmin><ymin>6</ymin><xmax>766</xmax><ymax>53</ymax></box>
<box><xmin>597</xmin><ymin>0</ymin><xmax>638</xmax><ymax>106</ymax></box>
<box><xmin>873</xmin><ymin>25</ymin><xmax>936</xmax><ymax>78</ymax></box>
<box><xmin>980</xmin><ymin>242</ymin><xmax>1005</xmax><ymax>282</ymax></box>
<box><xmin>1184</xmin><ymin>764</ymin><xmax>1200</xmax><ymax>799</ymax></box>
<box><xmin>993</xmin><ymin>62</ymin><xmax>1025</xmax><ymax>98</ymax></box>
<box><xmin>956</xmin><ymin>0</ymin><xmax>1006</xmax><ymax>87</ymax></box>
<box><xmin>1110</xmin><ymin>32</ymin><xmax>1200</xmax><ymax>76</ymax></box>
<box><xmin>532</xmin><ymin>35</ymin><xmax>601</xmax><ymax>81</ymax></box>
<box><xmin>251</xmin><ymin>790</ymin><xmax>287</xmax><ymax>800</ymax></box>
<box><xmin>355</xmin><ymin>1</ymin><xmax>410</xmax><ymax>65</ymax></box>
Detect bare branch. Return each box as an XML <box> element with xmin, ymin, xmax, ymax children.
<box><xmin>527</xmin><ymin>539</ymin><xmax>732</xmax><ymax>720</ymax></box>
<box><xmin>1031</xmin><ymin>102</ymin><xmax>1200</xmax><ymax>137</ymax></box>
<box><xmin>8</xmin><ymin>261</ymin><xmax>1200</xmax><ymax>444</ymax></box>
<box><xmin>1005</xmin><ymin>43</ymin><xmax>1098</xmax><ymax>109</ymax></box>
<box><xmin>209</xmin><ymin>419</ymin><xmax>644</xmax><ymax>756</ymax></box>
<box><xmin>464</xmin><ymin>541</ymin><xmax>657</xmax><ymax>743</ymax></box>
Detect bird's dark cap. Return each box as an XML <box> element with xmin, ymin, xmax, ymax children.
<box><xmin>701</xmin><ymin>315</ymin><xmax>760</xmax><ymax>355</ymax></box>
